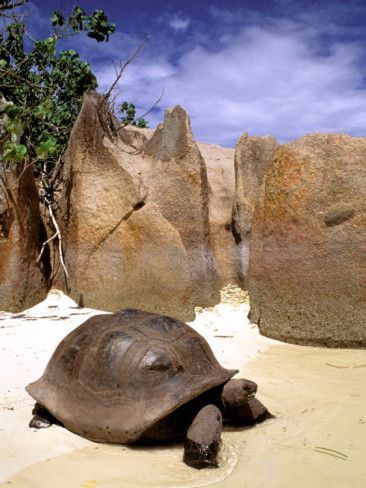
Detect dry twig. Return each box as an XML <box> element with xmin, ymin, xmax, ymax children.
<box><xmin>0</xmin><ymin>0</ymin><xmax>27</xmax><ymax>12</ymax></box>
<box><xmin>39</xmin><ymin>197</ymin><xmax>69</xmax><ymax>279</ymax></box>
<box><xmin>104</xmin><ymin>37</ymin><xmax>150</xmax><ymax>100</ymax></box>
<box><xmin>37</xmin><ymin>162</ymin><xmax>69</xmax><ymax>280</ymax></box>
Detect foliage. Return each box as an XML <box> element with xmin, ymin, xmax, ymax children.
<box><xmin>51</xmin><ymin>7</ymin><xmax>115</xmax><ymax>42</ymax></box>
<box><xmin>0</xmin><ymin>1</ymin><xmax>148</xmax><ymax>175</ymax></box>
<box><xmin>120</xmin><ymin>102</ymin><xmax>148</xmax><ymax>128</ymax></box>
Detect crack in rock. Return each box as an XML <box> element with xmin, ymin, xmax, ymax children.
<box><xmin>86</xmin><ymin>200</ymin><xmax>146</xmax><ymax>263</ymax></box>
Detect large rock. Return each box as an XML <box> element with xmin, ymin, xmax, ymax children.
<box><xmin>0</xmin><ymin>164</ymin><xmax>48</xmax><ymax>311</ymax></box>
<box><xmin>143</xmin><ymin>106</ymin><xmax>220</xmax><ymax>307</ymax></box>
<box><xmin>199</xmin><ymin>142</ymin><xmax>240</xmax><ymax>286</ymax></box>
<box><xmin>249</xmin><ymin>134</ymin><xmax>366</xmax><ymax>348</ymax></box>
<box><xmin>126</xmin><ymin>127</ymin><xmax>239</xmax><ymax>288</ymax></box>
<box><xmin>232</xmin><ymin>133</ymin><xmax>279</xmax><ymax>286</ymax></box>
<box><xmin>57</xmin><ymin>92</ymin><xmax>193</xmax><ymax>319</ymax></box>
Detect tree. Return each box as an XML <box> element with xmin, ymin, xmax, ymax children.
<box><xmin>0</xmin><ymin>0</ymin><xmax>148</xmax><ymax>176</ymax></box>
<box><xmin>0</xmin><ymin>0</ymin><xmax>150</xmax><ymax>279</ymax></box>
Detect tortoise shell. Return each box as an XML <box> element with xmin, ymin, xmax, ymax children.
<box><xmin>26</xmin><ymin>309</ymin><xmax>237</xmax><ymax>443</ymax></box>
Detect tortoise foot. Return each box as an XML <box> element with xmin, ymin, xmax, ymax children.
<box><xmin>244</xmin><ymin>398</ymin><xmax>273</xmax><ymax>425</ymax></box>
<box><xmin>29</xmin><ymin>414</ymin><xmax>52</xmax><ymax>429</ymax></box>
<box><xmin>29</xmin><ymin>402</ymin><xmax>60</xmax><ymax>429</ymax></box>
<box><xmin>183</xmin><ymin>404</ymin><xmax>222</xmax><ymax>469</ymax></box>
<box><xmin>225</xmin><ymin>396</ymin><xmax>273</xmax><ymax>425</ymax></box>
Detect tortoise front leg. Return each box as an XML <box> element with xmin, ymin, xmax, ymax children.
<box><xmin>183</xmin><ymin>404</ymin><xmax>222</xmax><ymax>469</ymax></box>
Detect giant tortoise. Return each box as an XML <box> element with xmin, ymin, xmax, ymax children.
<box><xmin>26</xmin><ymin>309</ymin><xmax>271</xmax><ymax>468</ymax></box>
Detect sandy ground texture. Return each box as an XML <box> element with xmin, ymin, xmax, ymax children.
<box><xmin>1</xmin><ymin>288</ymin><xmax>365</xmax><ymax>488</ymax></box>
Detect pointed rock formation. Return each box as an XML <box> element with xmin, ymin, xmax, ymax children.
<box><xmin>232</xmin><ymin>133</ymin><xmax>279</xmax><ymax>286</ymax></box>
<box><xmin>0</xmin><ymin>164</ymin><xmax>48</xmax><ymax>311</ymax></box>
<box><xmin>143</xmin><ymin>106</ymin><xmax>220</xmax><ymax>307</ymax></box>
<box><xmin>57</xmin><ymin>92</ymin><xmax>193</xmax><ymax>319</ymax></box>
<box><xmin>125</xmin><ymin>126</ymin><xmax>239</xmax><ymax>289</ymax></box>
<box><xmin>249</xmin><ymin>134</ymin><xmax>366</xmax><ymax>348</ymax></box>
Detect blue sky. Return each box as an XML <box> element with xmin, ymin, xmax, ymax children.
<box><xmin>27</xmin><ymin>1</ymin><xmax>366</xmax><ymax>146</ymax></box>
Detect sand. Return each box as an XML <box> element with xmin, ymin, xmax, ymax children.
<box><xmin>1</xmin><ymin>289</ymin><xmax>365</xmax><ymax>487</ymax></box>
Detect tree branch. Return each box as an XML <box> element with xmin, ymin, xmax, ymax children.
<box><xmin>43</xmin><ymin>197</ymin><xmax>69</xmax><ymax>279</ymax></box>
<box><xmin>0</xmin><ymin>57</ymin><xmax>29</xmax><ymax>80</ymax></box>
<box><xmin>104</xmin><ymin>36</ymin><xmax>150</xmax><ymax>100</ymax></box>
<box><xmin>36</xmin><ymin>230</ymin><xmax>58</xmax><ymax>263</ymax></box>
<box><xmin>0</xmin><ymin>0</ymin><xmax>28</xmax><ymax>13</ymax></box>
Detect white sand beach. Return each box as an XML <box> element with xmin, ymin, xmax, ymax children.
<box><xmin>1</xmin><ymin>289</ymin><xmax>365</xmax><ymax>487</ymax></box>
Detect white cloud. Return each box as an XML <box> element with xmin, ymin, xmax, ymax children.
<box><xmin>95</xmin><ymin>13</ymin><xmax>366</xmax><ymax>147</ymax></box>
<box><xmin>169</xmin><ymin>16</ymin><xmax>190</xmax><ymax>31</ymax></box>
<box><xmin>153</xmin><ymin>13</ymin><xmax>191</xmax><ymax>32</ymax></box>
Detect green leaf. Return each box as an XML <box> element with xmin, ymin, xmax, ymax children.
<box><xmin>44</xmin><ymin>36</ymin><xmax>56</xmax><ymax>54</ymax></box>
<box><xmin>51</xmin><ymin>10</ymin><xmax>65</xmax><ymax>27</ymax></box>
<box><xmin>6</xmin><ymin>118</ymin><xmax>22</xmax><ymax>136</ymax></box>
<box><xmin>36</xmin><ymin>136</ymin><xmax>58</xmax><ymax>158</ymax></box>
<box><xmin>69</xmin><ymin>6</ymin><xmax>86</xmax><ymax>32</ymax></box>
<box><xmin>86</xmin><ymin>10</ymin><xmax>116</xmax><ymax>42</ymax></box>
<box><xmin>3</xmin><ymin>104</ymin><xmax>23</xmax><ymax>119</ymax></box>
<box><xmin>136</xmin><ymin>118</ymin><xmax>148</xmax><ymax>128</ymax></box>
<box><xmin>33</xmin><ymin>99</ymin><xmax>52</xmax><ymax>121</ymax></box>
<box><xmin>3</xmin><ymin>142</ymin><xmax>27</xmax><ymax>163</ymax></box>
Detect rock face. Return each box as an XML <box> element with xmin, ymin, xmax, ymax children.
<box><xmin>199</xmin><ymin>142</ymin><xmax>240</xmax><ymax>286</ymax></box>
<box><xmin>57</xmin><ymin>93</ymin><xmax>203</xmax><ymax>319</ymax></box>
<box><xmin>249</xmin><ymin>134</ymin><xmax>366</xmax><ymax>348</ymax></box>
<box><xmin>0</xmin><ymin>164</ymin><xmax>48</xmax><ymax>312</ymax></box>
<box><xmin>143</xmin><ymin>106</ymin><xmax>220</xmax><ymax>307</ymax></box>
<box><xmin>232</xmin><ymin>133</ymin><xmax>279</xmax><ymax>286</ymax></box>
<box><xmin>124</xmin><ymin>128</ymin><xmax>239</xmax><ymax>288</ymax></box>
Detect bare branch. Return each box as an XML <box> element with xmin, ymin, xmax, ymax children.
<box><xmin>136</xmin><ymin>86</ymin><xmax>165</xmax><ymax>121</ymax></box>
<box><xmin>112</xmin><ymin>59</ymin><xmax>119</xmax><ymax>78</ymax></box>
<box><xmin>36</xmin><ymin>161</ymin><xmax>68</xmax><ymax>280</ymax></box>
<box><xmin>49</xmin><ymin>154</ymin><xmax>64</xmax><ymax>187</ymax></box>
<box><xmin>0</xmin><ymin>0</ymin><xmax>27</xmax><ymax>13</ymax></box>
<box><xmin>24</xmin><ymin>28</ymin><xmax>38</xmax><ymax>43</ymax></box>
<box><xmin>36</xmin><ymin>230</ymin><xmax>58</xmax><ymax>263</ymax></box>
<box><xmin>104</xmin><ymin>36</ymin><xmax>150</xmax><ymax>100</ymax></box>
<box><xmin>44</xmin><ymin>197</ymin><xmax>69</xmax><ymax>279</ymax></box>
